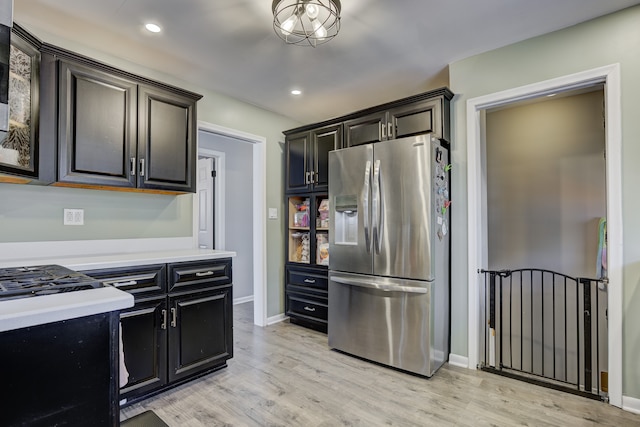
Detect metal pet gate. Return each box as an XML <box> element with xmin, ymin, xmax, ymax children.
<box><xmin>479</xmin><ymin>268</ymin><xmax>608</xmax><ymax>401</ymax></box>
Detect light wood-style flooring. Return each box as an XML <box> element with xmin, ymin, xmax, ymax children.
<box><xmin>121</xmin><ymin>302</ymin><xmax>640</xmax><ymax>426</ymax></box>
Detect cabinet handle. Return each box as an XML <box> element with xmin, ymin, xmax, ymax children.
<box><xmin>161</xmin><ymin>309</ymin><xmax>167</xmax><ymax>330</ymax></box>
<box><xmin>305</xmin><ymin>171</ymin><xmax>310</xmax><ymax>185</ymax></box>
<box><xmin>381</xmin><ymin>121</ymin><xmax>386</xmax><ymax>139</ymax></box>
<box><xmin>388</xmin><ymin>122</ymin><xmax>393</xmax><ymax>138</ymax></box>
<box><xmin>304</xmin><ymin>306</ymin><xmax>316</xmax><ymax>312</ymax></box>
<box><xmin>112</xmin><ymin>280</ymin><xmax>137</xmax><ymax>288</ymax></box>
<box><xmin>139</xmin><ymin>158</ymin><xmax>145</xmax><ymax>177</ymax></box>
<box><xmin>304</xmin><ymin>278</ymin><xmax>316</xmax><ymax>284</ymax></box>
<box><xmin>130</xmin><ymin>157</ymin><xmax>136</xmax><ymax>176</ymax></box>
<box><xmin>311</xmin><ymin>171</ymin><xmax>316</xmax><ymax>184</ymax></box>
<box><xmin>171</xmin><ymin>307</ymin><xmax>177</xmax><ymax>328</ymax></box>
<box><xmin>196</xmin><ymin>271</ymin><xmax>214</xmax><ymax>277</ymax></box>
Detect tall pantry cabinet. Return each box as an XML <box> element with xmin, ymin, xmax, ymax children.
<box><xmin>282</xmin><ymin>87</ymin><xmax>453</xmax><ymax>333</ymax></box>
<box><xmin>284</xmin><ymin>124</ymin><xmax>341</xmax><ymax>332</ymax></box>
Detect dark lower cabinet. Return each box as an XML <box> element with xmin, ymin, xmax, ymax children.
<box><xmin>119</xmin><ymin>297</ymin><xmax>167</xmax><ymax>402</ymax></box>
<box><xmin>2</xmin><ymin>312</ymin><xmax>120</xmax><ymax>427</ymax></box>
<box><xmin>168</xmin><ymin>287</ymin><xmax>233</xmax><ymax>382</ymax></box>
<box><xmin>85</xmin><ymin>258</ymin><xmax>233</xmax><ymax>406</ymax></box>
<box><xmin>285</xmin><ymin>265</ymin><xmax>328</xmax><ymax>332</ymax></box>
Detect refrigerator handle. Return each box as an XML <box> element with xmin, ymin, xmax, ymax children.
<box><xmin>331</xmin><ymin>275</ymin><xmax>428</xmax><ymax>294</ymax></box>
<box><xmin>362</xmin><ymin>160</ymin><xmax>372</xmax><ymax>252</ymax></box>
<box><xmin>372</xmin><ymin>159</ymin><xmax>381</xmax><ymax>254</ymax></box>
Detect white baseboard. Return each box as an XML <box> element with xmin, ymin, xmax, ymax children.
<box><xmin>267</xmin><ymin>313</ymin><xmax>288</xmax><ymax>326</ymax></box>
<box><xmin>233</xmin><ymin>295</ymin><xmax>254</xmax><ymax>305</ymax></box>
<box><xmin>448</xmin><ymin>353</ymin><xmax>470</xmax><ymax>369</ymax></box>
<box><xmin>622</xmin><ymin>395</ymin><xmax>640</xmax><ymax>414</ymax></box>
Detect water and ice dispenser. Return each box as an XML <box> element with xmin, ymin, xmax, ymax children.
<box><xmin>334</xmin><ymin>195</ymin><xmax>358</xmax><ymax>245</ymax></box>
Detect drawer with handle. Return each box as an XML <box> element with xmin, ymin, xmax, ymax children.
<box><xmin>286</xmin><ymin>293</ymin><xmax>328</xmax><ymax>324</ymax></box>
<box><xmin>287</xmin><ymin>267</ymin><xmax>328</xmax><ymax>291</ymax></box>
<box><xmin>84</xmin><ymin>264</ymin><xmax>166</xmax><ymax>298</ymax></box>
<box><xmin>168</xmin><ymin>258</ymin><xmax>232</xmax><ymax>293</ymax></box>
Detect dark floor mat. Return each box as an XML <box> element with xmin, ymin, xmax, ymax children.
<box><xmin>121</xmin><ymin>410</ymin><xmax>170</xmax><ymax>427</ymax></box>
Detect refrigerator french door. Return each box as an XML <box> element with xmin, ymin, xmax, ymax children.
<box><xmin>328</xmin><ymin>134</ymin><xmax>450</xmax><ymax>377</ymax></box>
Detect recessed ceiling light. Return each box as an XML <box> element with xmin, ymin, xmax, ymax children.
<box><xmin>291</xmin><ymin>89</ymin><xmax>302</xmax><ymax>96</ymax></box>
<box><xmin>145</xmin><ymin>23</ymin><xmax>162</xmax><ymax>33</ymax></box>
<box><xmin>547</xmin><ymin>93</ymin><xmax>557</xmax><ymax>97</ymax></box>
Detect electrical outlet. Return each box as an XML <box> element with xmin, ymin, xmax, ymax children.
<box><xmin>63</xmin><ymin>208</ymin><xmax>84</xmax><ymax>225</ymax></box>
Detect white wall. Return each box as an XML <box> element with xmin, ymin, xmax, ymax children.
<box><xmin>486</xmin><ymin>90</ymin><xmax>606</xmax><ymax>277</ymax></box>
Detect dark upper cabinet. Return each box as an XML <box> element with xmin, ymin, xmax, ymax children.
<box><xmin>0</xmin><ymin>24</ymin><xmax>45</xmax><ymax>182</ymax></box>
<box><xmin>39</xmin><ymin>42</ymin><xmax>201</xmax><ymax>193</ymax></box>
<box><xmin>312</xmin><ymin>125</ymin><xmax>340</xmax><ymax>191</ymax></box>
<box><xmin>285</xmin><ymin>123</ymin><xmax>341</xmax><ymax>193</ymax></box>
<box><xmin>343</xmin><ymin>111</ymin><xmax>387</xmax><ymax>147</ymax></box>
<box><xmin>345</xmin><ymin>96</ymin><xmax>448</xmax><ymax>147</ymax></box>
<box><xmin>285</xmin><ymin>132</ymin><xmax>309</xmax><ymax>193</ymax></box>
<box><xmin>58</xmin><ymin>60</ymin><xmax>137</xmax><ymax>187</ymax></box>
<box><xmin>137</xmin><ymin>85</ymin><xmax>196</xmax><ymax>192</ymax></box>
<box><xmin>391</xmin><ymin>98</ymin><xmax>442</xmax><ymax>140</ymax></box>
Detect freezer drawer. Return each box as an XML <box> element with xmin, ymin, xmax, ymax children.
<box><xmin>328</xmin><ymin>272</ymin><xmax>446</xmax><ymax>377</ymax></box>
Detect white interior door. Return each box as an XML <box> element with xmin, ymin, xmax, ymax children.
<box><xmin>197</xmin><ymin>157</ymin><xmax>214</xmax><ymax>249</ymax></box>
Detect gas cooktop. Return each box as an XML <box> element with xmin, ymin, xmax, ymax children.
<box><xmin>0</xmin><ymin>265</ymin><xmax>104</xmax><ymax>300</ymax></box>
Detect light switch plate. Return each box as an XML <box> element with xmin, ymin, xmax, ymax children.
<box><xmin>268</xmin><ymin>208</ymin><xmax>278</xmax><ymax>220</ymax></box>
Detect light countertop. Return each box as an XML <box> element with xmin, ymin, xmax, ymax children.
<box><xmin>0</xmin><ymin>248</ymin><xmax>237</xmax><ymax>271</ymax></box>
<box><xmin>0</xmin><ymin>287</ymin><xmax>134</xmax><ymax>332</ymax></box>
<box><xmin>0</xmin><ymin>249</ymin><xmax>235</xmax><ymax>332</ymax></box>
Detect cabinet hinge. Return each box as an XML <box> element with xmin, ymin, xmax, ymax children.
<box><xmin>211</xmin><ymin>170</ymin><xmax>217</xmax><ymax>178</ymax></box>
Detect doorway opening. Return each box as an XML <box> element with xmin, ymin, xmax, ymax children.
<box><xmin>196</xmin><ymin>121</ymin><xmax>268</xmax><ymax>327</ymax></box>
<box><xmin>466</xmin><ymin>64</ymin><xmax>622</xmax><ymax>407</ymax></box>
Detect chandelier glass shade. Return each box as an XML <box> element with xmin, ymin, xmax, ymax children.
<box><xmin>272</xmin><ymin>0</ymin><xmax>341</xmax><ymax>47</ymax></box>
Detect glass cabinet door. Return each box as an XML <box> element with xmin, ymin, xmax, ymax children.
<box><xmin>0</xmin><ymin>30</ymin><xmax>40</xmax><ymax>178</ymax></box>
<box><xmin>287</xmin><ymin>194</ymin><xmax>330</xmax><ymax>267</ymax></box>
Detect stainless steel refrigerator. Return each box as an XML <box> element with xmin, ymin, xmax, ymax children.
<box><xmin>328</xmin><ymin>134</ymin><xmax>450</xmax><ymax>377</ymax></box>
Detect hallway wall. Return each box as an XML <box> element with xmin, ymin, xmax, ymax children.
<box><xmin>486</xmin><ymin>90</ymin><xmax>606</xmax><ymax>278</ymax></box>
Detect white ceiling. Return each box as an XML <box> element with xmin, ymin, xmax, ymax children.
<box><xmin>13</xmin><ymin>0</ymin><xmax>640</xmax><ymax>124</ymax></box>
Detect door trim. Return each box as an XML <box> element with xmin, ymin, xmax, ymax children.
<box><xmin>466</xmin><ymin>63</ymin><xmax>622</xmax><ymax>407</ymax></box>
<box><xmin>197</xmin><ymin>150</ymin><xmax>226</xmax><ymax>251</ymax></box>
<box><xmin>196</xmin><ymin>121</ymin><xmax>268</xmax><ymax>328</ymax></box>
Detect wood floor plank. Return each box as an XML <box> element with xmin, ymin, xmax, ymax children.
<box><xmin>121</xmin><ymin>302</ymin><xmax>640</xmax><ymax>427</ymax></box>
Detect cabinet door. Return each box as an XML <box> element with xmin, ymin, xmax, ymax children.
<box><xmin>311</xmin><ymin>124</ymin><xmax>341</xmax><ymax>192</ymax></box>
<box><xmin>285</xmin><ymin>131</ymin><xmax>310</xmax><ymax>193</ymax></box>
<box><xmin>138</xmin><ymin>85</ymin><xmax>196</xmax><ymax>192</ymax></box>
<box><xmin>58</xmin><ymin>60</ymin><xmax>137</xmax><ymax>187</ymax></box>
<box><xmin>120</xmin><ymin>297</ymin><xmax>168</xmax><ymax>402</ymax></box>
<box><xmin>168</xmin><ymin>287</ymin><xmax>233</xmax><ymax>382</ymax></box>
<box><xmin>287</xmin><ymin>193</ymin><xmax>330</xmax><ymax>266</ymax></box>
<box><xmin>343</xmin><ymin>111</ymin><xmax>387</xmax><ymax>147</ymax></box>
<box><xmin>389</xmin><ymin>99</ymin><xmax>441</xmax><ymax>140</ymax></box>
<box><xmin>0</xmin><ymin>28</ymin><xmax>40</xmax><ymax>180</ymax></box>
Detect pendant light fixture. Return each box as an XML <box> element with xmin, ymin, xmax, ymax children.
<box><xmin>272</xmin><ymin>0</ymin><xmax>341</xmax><ymax>47</ymax></box>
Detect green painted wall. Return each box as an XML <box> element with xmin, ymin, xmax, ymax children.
<box><xmin>449</xmin><ymin>6</ymin><xmax>640</xmax><ymax>398</ymax></box>
<box><xmin>0</xmin><ymin>25</ymin><xmax>300</xmax><ymax>318</ymax></box>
